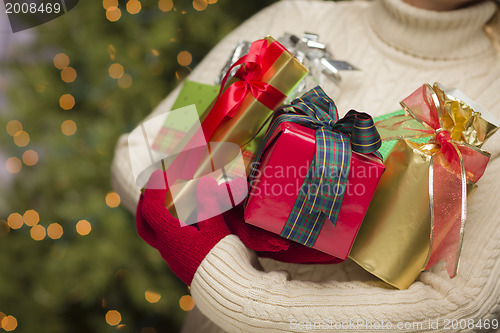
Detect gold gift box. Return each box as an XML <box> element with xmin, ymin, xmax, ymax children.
<box><xmin>164</xmin><ymin>36</ymin><xmax>308</xmax><ymax>221</ymax></box>
<box><xmin>349</xmin><ymin>83</ymin><xmax>499</xmax><ymax>290</ymax></box>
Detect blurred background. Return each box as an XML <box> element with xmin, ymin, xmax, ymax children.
<box><xmin>0</xmin><ymin>0</ymin><xmax>279</xmax><ymax>332</ymax></box>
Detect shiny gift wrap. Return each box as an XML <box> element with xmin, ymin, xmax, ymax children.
<box><xmin>244</xmin><ymin>87</ymin><xmax>384</xmax><ymax>258</ymax></box>
<box><xmin>349</xmin><ymin>83</ymin><xmax>499</xmax><ymax>290</ymax></box>
<box><xmin>164</xmin><ymin>36</ymin><xmax>308</xmax><ymax>221</ymax></box>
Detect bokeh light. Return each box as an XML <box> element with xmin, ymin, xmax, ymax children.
<box><xmin>59</xmin><ymin>94</ymin><xmax>75</xmax><ymax>110</ymax></box>
<box><xmin>151</xmin><ymin>49</ymin><xmax>159</xmax><ymax>57</ymax></box>
<box><xmin>207</xmin><ymin>0</ymin><xmax>217</xmax><ymax>3</ymax></box>
<box><xmin>103</xmin><ymin>0</ymin><xmax>118</xmax><ymax>9</ymax></box>
<box><xmin>7</xmin><ymin>213</ymin><xmax>23</xmax><ymax>229</ymax></box>
<box><xmin>158</xmin><ymin>0</ymin><xmax>173</xmax><ymax>12</ymax></box>
<box><xmin>61</xmin><ymin>67</ymin><xmax>77</xmax><ymax>83</ymax></box>
<box><xmin>106</xmin><ymin>192</ymin><xmax>121</xmax><ymax>208</ymax></box>
<box><xmin>22</xmin><ymin>150</ymin><xmax>39</xmax><ymax>166</ymax></box>
<box><xmin>1</xmin><ymin>315</ymin><xmax>18</xmax><ymax>332</ymax></box>
<box><xmin>177</xmin><ymin>51</ymin><xmax>192</xmax><ymax>67</ymax></box>
<box><xmin>53</xmin><ymin>53</ymin><xmax>70</xmax><ymax>69</ymax></box>
<box><xmin>23</xmin><ymin>210</ymin><xmax>40</xmax><ymax>226</ymax></box>
<box><xmin>179</xmin><ymin>295</ymin><xmax>195</xmax><ymax>311</ymax></box>
<box><xmin>76</xmin><ymin>220</ymin><xmax>92</xmax><ymax>236</ymax></box>
<box><xmin>126</xmin><ymin>0</ymin><xmax>141</xmax><ymax>14</ymax></box>
<box><xmin>193</xmin><ymin>0</ymin><xmax>207</xmax><ymax>11</ymax></box>
<box><xmin>14</xmin><ymin>131</ymin><xmax>30</xmax><ymax>147</ymax></box>
<box><xmin>105</xmin><ymin>310</ymin><xmax>121</xmax><ymax>326</ymax></box>
<box><xmin>118</xmin><ymin>74</ymin><xmax>133</xmax><ymax>89</ymax></box>
<box><xmin>108</xmin><ymin>44</ymin><xmax>116</xmax><ymax>60</ymax></box>
<box><xmin>30</xmin><ymin>225</ymin><xmax>46</xmax><ymax>241</ymax></box>
<box><xmin>47</xmin><ymin>223</ymin><xmax>64</xmax><ymax>240</ymax></box>
<box><xmin>109</xmin><ymin>63</ymin><xmax>124</xmax><ymax>79</ymax></box>
<box><xmin>106</xmin><ymin>6</ymin><xmax>121</xmax><ymax>22</ymax></box>
<box><xmin>6</xmin><ymin>120</ymin><xmax>22</xmax><ymax>136</ymax></box>
<box><xmin>5</xmin><ymin>157</ymin><xmax>22</xmax><ymax>174</ymax></box>
<box><xmin>145</xmin><ymin>290</ymin><xmax>161</xmax><ymax>303</ymax></box>
<box><xmin>61</xmin><ymin>120</ymin><xmax>77</xmax><ymax>136</ymax></box>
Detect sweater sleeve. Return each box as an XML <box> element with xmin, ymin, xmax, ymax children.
<box><xmin>110</xmin><ymin>0</ymin><xmax>304</xmax><ymax>213</ymax></box>
<box><xmin>191</xmin><ymin>135</ymin><xmax>500</xmax><ymax>333</ymax></box>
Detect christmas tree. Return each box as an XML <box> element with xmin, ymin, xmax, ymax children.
<box><xmin>0</xmin><ymin>0</ymin><xmax>277</xmax><ymax>332</ymax></box>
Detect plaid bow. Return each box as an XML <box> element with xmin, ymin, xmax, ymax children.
<box><xmin>249</xmin><ymin>86</ymin><xmax>381</xmax><ymax>247</ymax></box>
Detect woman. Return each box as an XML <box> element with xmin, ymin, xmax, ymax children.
<box><xmin>112</xmin><ymin>0</ymin><xmax>500</xmax><ymax>331</ymax></box>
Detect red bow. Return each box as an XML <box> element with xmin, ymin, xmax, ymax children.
<box><xmin>202</xmin><ymin>39</ymin><xmax>287</xmax><ymax>140</ymax></box>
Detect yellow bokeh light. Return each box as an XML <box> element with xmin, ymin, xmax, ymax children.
<box><xmin>193</xmin><ymin>0</ymin><xmax>207</xmax><ymax>11</ymax></box>
<box><xmin>14</xmin><ymin>131</ymin><xmax>30</xmax><ymax>147</ymax></box>
<box><xmin>158</xmin><ymin>0</ymin><xmax>173</xmax><ymax>12</ymax></box>
<box><xmin>207</xmin><ymin>0</ymin><xmax>217</xmax><ymax>3</ymax></box>
<box><xmin>6</xmin><ymin>120</ymin><xmax>22</xmax><ymax>136</ymax></box>
<box><xmin>7</xmin><ymin>213</ymin><xmax>23</xmax><ymax>229</ymax></box>
<box><xmin>118</xmin><ymin>74</ymin><xmax>133</xmax><ymax>89</ymax></box>
<box><xmin>53</xmin><ymin>53</ymin><xmax>70</xmax><ymax>69</ymax></box>
<box><xmin>59</xmin><ymin>94</ymin><xmax>75</xmax><ymax>110</ymax></box>
<box><xmin>103</xmin><ymin>0</ymin><xmax>118</xmax><ymax>9</ymax></box>
<box><xmin>1</xmin><ymin>315</ymin><xmax>18</xmax><ymax>332</ymax></box>
<box><xmin>105</xmin><ymin>310</ymin><xmax>121</xmax><ymax>326</ymax></box>
<box><xmin>108</xmin><ymin>63</ymin><xmax>124</xmax><ymax>79</ymax></box>
<box><xmin>23</xmin><ymin>150</ymin><xmax>39</xmax><ymax>166</ymax></box>
<box><xmin>106</xmin><ymin>192</ymin><xmax>121</xmax><ymax>208</ymax></box>
<box><xmin>177</xmin><ymin>51</ymin><xmax>192</xmax><ymax>67</ymax></box>
<box><xmin>23</xmin><ymin>210</ymin><xmax>40</xmax><ymax>226</ymax></box>
<box><xmin>61</xmin><ymin>67</ymin><xmax>77</xmax><ymax>83</ymax></box>
<box><xmin>47</xmin><ymin>223</ymin><xmax>64</xmax><ymax>240</ymax></box>
<box><xmin>126</xmin><ymin>0</ymin><xmax>141</xmax><ymax>14</ymax></box>
<box><xmin>6</xmin><ymin>157</ymin><xmax>22</xmax><ymax>174</ymax></box>
<box><xmin>30</xmin><ymin>225</ymin><xmax>46</xmax><ymax>241</ymax></box>
<box><xmin>151</xmin><ymin>49</ymin><xmax>159</xmax><ymax>57</ymax></box>
<box><xmin>108</xmin><ymin>44</ymin><xmax>116</xmax><ymax>61</ymax></box>
<box><xmin>61</xmin><ymin>120</ymin><xmax>77</xmax><ymax>136</ymax></box>
<box><xmin>106</xmin><ymin>6</ymin><xmax>121</xmax><ymax>22</ymax></box>
<box><xmin>145</xmin><ymin>290</ymin><xmax>161</xmax><ymax>303</ymax></box>
<box><xmin>179</xmin><ymin>295</ymin><xmax>195</xmax><ymax>311</ymax></box>
<box><xmin>76</xmin><ymin>220</ymin><xmax>92</xmax><ymax>236</ymax></box>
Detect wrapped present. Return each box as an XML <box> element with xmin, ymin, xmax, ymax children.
<box><xmin>219</xmin><ymin>33</ymin><xmax>360</xmax><ymax>103</ymax></box>
<box><xmin>152</xmin><ymin>81</ymin><xmax>220</xmax><ymax>155</ymax></box>
<box><xmin>244</xmin><ymin>87</ymin><xmax>384</xmax><ymax>259</ymax></box>
<box><xmin>349</xmin><ymin>83</ymin><xmax>499</xmax><ymax>289</ymax></box>
<box><xmin>163</xmin><ymin>36</ymin><xmax>308</xmax><ymax>222</ymax></box>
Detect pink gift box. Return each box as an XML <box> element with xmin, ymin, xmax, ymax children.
<box><xmin>244</xmin><ymin>121</ymin><xmax>385</xmax><ymax>260</ymax></box>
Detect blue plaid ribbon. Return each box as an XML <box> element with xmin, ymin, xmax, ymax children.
<box><xmin>248</xmin><ymin>86</ymin><xmax>381</xmax><ymax>247</ymax></box>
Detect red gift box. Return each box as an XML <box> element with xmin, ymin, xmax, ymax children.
<box><xmin>244</xmin><ymin>121</ymin><xmax>385</xmax><ymax>260</ymax></box>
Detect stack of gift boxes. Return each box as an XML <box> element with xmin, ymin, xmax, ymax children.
<box><xmin>150</xmin><ymin>36</ymin><xmax>498</xmax><ymax>289</ymax></box>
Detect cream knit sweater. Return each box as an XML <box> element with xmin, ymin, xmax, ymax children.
<box><xmin>111</xmin><ymin>0</ymin><xmax>500</xmax><ymax>332</ymax></box>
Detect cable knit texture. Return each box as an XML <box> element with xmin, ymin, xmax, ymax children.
<box><xmin>111</xmin><ymin>0</ymin><xmax>500</xmax><ymax>331</ymax></box>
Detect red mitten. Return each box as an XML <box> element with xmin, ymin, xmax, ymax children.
<box><xmin>208</xmin><ymin>177</ymin><xmax>342</xmax><ymax>264</ymax></box>
<box><xmin>137</xmin><ymin>170</ymin><xmax>231</xmax><ymax>285</ymax></box>
<box><xmin>199</xmin><ymin>176</ymin><xmax>290</xmax><ymax>252</ymax></box>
